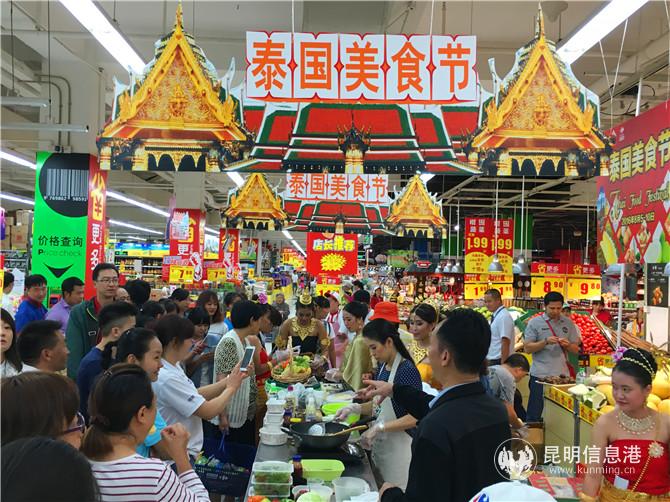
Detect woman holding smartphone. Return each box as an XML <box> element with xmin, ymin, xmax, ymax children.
<box><xmin>152</xmin><ymin>314</ymin><xmax>249</xmax><ymax>458</ymax></box>
<box><xmin>214</xmin><ymin>301</ymin><xmax>263</xmax><ymax>446</ymax></box>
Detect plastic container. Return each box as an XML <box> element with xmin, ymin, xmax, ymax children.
<box><xmin>302</xmin><ymin>459</ymin><xmax>345</xmax><ymax>482</ymax></box>
<box><xmin>266</xmin><ymin>398</ymin><xmax>286</xmax><ymax>413</ymax></box>
<box><xmin>263</xmin><ymin>411</ymin><xmax>284</xmax><ymax>427</ymax></box>
<box><xmin>259</xmin><ymin>426</ymin><xmax>288</xmax><ymax>446</ymax></box>
<box><xmin>321</xmin><ymin>402</ymin><xmax>360</xmax><ymax>425</ymax></box>
<box><xmin>307</xmin><ymin>483</ymin><xmax>334</xmax><ymax>501</ymax></box>
<box><xmin>252</xmin><ymin>460</ymin><xmax>293</xmax><ymax>484</ymax></box>
<box><xmin>333</xmin><ymin>477</ymin><xmax>369</xmax><ymax>502</ymax></box>
<box><xmin>250</xmin><ymin>474</ymin><xmax>292</xmax><ymax>498</ymax></box>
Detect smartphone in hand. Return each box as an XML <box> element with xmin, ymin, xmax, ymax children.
<box><xmin>240</xmin><ymin>346</ymin><xmax>255</xmax><ymax>372</ymax></box>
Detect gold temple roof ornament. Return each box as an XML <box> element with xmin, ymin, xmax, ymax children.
<box><xmin>223</xmin><ymin>173</ymin><xmax>288</xmax><ymax>231</ymax></box>
<box><xmin>98</xmin><ymin>2</ymin><xmax>251</xmax><ymax>171</ymax></box>
<box><xmin>467</xmin><ymin>7</ymin><xmax>610</xmax><ymax>177</ymax></box>
<box><xmin>385</xmin><ymin>175</ymin><xmax>447</xmax><ymax>239</ymax></box>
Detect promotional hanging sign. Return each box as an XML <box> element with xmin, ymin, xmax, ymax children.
<box><xmin>597</xmin><ymin>100</ymin><xmax>670</xmax><ymax>267</ymax></box>
<box><xmin>464</xmin><ymin>218</ymin><xmax>514</xmax><ymax>274</ymax></box>
<box><xmin>306</xmin><ymin>232</ymin><xmax>358</xmax><ymax>276</ymax></box>
<box><xmin>529</xmin><ymin>263</ymin><xmax>601</xmax><ymax>299</ymax></box>
<box><xmin>168</xmin><ymin>209</ymin><xmax>204</xmax><ymax>283</ymax></box>
<box><xmin>220</xmin><ymin>228</ymin><xmax>240</xmax><ymax>280</ymax></box>
<box><xmin>463</xmin><ymin>273</ymin><xmax>513</xmax><ymax>300</ymax></box>
<box><xmin>32</xmin><ymin>153</ymin><xmax>104</xmax><ymax>295</ymax></box>
<box><xmin>84</xmin><ymin>165</ymin><xmax>108</xmax><ymax>298</ymax></box>
<box><xmin>246</xmin><ymin>31</ymin><xmax>477</xmax><ymax>103</ymax></box>
<box><xmin>282</xmin><ymin>247</ymin><xmax>306</xmax><ymax>269</ymax></box>
<box><xmin>285</xmin><ymin>173</ymin><xmax>390</xmax><ymax>204</ymax></box>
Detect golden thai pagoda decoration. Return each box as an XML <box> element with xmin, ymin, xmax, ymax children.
<box><xmin>385</xmin><ymin>175</ymin><xmax>447</xmax><ymax>239</ymax></box>
<box><xmin>467</xmin><ymin>7</ymin><xmax>610</xmax><ymax>177</ymax></box>
<box><xmin>337</xmin><ymin>120</ymin><xmax>371</xmax><ymax>174</ymax></box>
<box><xmin>97</xmin><ymin>3</ymin><xmax>252</xmax><ymax>171</ymax></box>
<box><xmin>222</xmin><ymin>173</ymin><xmax>287</xmax><ymax>231</ymax></box>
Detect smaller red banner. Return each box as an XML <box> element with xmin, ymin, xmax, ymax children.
<box><xmin>306</xmin><ymin>232</ymin><xmax>358</xmax><ymax>276</ymax></box>
<box><xmin>85</xmin><ymin>159</ymin><xmax>107</xmax><ymax>298</ymax></box>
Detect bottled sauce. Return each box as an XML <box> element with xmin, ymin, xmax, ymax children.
<box><xmin>285</xmin><ymin>385</ymin><xmax>296</xmax><ymax>413</ymax></box>
<box><xmin>292</xmin><ymin>455</ymin><xmax>306</xmax><ymax>486</ymax></box>
<box><xmin>305</xmin><ymin>390</ymin><xmax>317</xmax><ymax>422</ymax></box>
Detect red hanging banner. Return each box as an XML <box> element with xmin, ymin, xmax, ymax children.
<box><xmin>84</xmin><ymin>160</ymin><xmax>108</xmax><ymax>298</ymax></box>
<box><xmin>306</xmin><ymin>232</ymin><xmax>358</xmax><ymax>276</ymax></box>
<box><xmin>220</xmin><ymin>228</ymin><xmax>240</xmax><ymax>281</ymax></box>
<box><xmin>169</xmin><ymin>209</ymin><xmax>204</xmax><ymax>283</ymax></box>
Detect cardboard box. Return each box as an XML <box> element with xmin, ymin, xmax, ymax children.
<box><xmin>15</xmin><ymin>210</ymin><xmax>32</xmax><ymax>226</ymax></box>
<box><xmin>11</xmin><ymin>225</ymin><xmax>29</xmax><ymax>249</ymax></box>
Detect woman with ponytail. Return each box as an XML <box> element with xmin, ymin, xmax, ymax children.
<box><xmin>106</xmin><ymin>328</ymin><xmax>166</xmax><ymax>458</ymax></box>
<box><xmin>77</xmin><ymin>301</ymin><xmax>137</xmax><ymax>420</ymax></box>
<box><xmin>335</xmin><ymin>318</ymin><xmax>422</xmax><ymax>490</ymax></box>
<box><xmin>82</xmin><ymin>364</ymin><xmax>209</xmax><ymax>502</ymax></box>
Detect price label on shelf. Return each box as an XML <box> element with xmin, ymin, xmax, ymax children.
<box><xmin>489</xmin><ymin>282</ymin><xmax>514</xmax><ymax>299</ymax></box>
<box><xmin>169</xmin><ymin>265</ymin><xmax>194</xmax><ymax>284</ymax></box>
<box><xmin>589</xmin><ymin>354</ymin><xmax>614</xmax><ymax>368</ymax></box>
<box><xmin>464</xmin><ymin>282</ymin><xmax>489</xmax><ymax>300</ymax></box>
<box><xmin>206</xmin><ymin>268</ymin><xmax>227</xmax><ymax>282</ymax></box>
<box><xmin>530</xmin><ymin>275</ymin><xmax>566</xmax><ymax>298</ymax></box>
<box><xmin>566</xmin><ymin>277</ymin><xmax>601</xmax><ymax>300</ymax></box>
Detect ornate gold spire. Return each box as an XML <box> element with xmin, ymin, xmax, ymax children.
<box><xmin>536</xmin><ymin>3</ymin><xmax>545</xmax><ymax>39</ymax></box>
<box><xmin>175</xmin><ymin>0</ymin><xmax>184</xmax><ymax>30</ymax></box>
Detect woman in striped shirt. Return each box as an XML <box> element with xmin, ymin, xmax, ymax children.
<box><xmin>82</xmin><ymin>364</ymin><xmax>209</xmax><ymax>502</ymax></box>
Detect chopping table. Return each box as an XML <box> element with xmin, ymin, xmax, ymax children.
<box><xmin>245</xmin><ymin>439</ymin><xmax>379</xmax><ymax>499</ymax></box>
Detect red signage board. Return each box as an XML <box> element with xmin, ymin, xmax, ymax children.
<box><xmin>169</xmin><ymin>209</ymin><xmax>204</xmax><ymax>282</ymax></box>
<box><xmin>464</xmin><ymin>217</ymin><xmax>514</xmax><ymax>274</ymax></box>
<box><xmin>220</xmin><ymin>228</ymin><xmax>240</xmax><ymax>281</ymax></box>
<box><xmin>597</xmin><ymin>100</ymin><xmax>670</xmax><ymax>267</ymax></box>
<box><xmin>306</xmin><ymin>232</ymin><xmax>358</xmax><ymax>276</ymax></box>
<box><xmin>84</xmin><ymin>161</ymin><xmax>107</xmax><ymax>298</ymax></box>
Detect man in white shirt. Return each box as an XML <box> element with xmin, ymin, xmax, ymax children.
<box><xmin>484</xmin><ymin>289</ymin><xmax>515</xmax><ymax>366</ymax></box>
<box><xmin>17</xmin><ymin>320</ymin><xmax>69</xmax><ymax>373</ymax></box>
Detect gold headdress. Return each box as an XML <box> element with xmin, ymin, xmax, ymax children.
<box><xmin>298</xmin><ymin>291</ymin><xmax>313</xmax><ymax>306</ymax></box>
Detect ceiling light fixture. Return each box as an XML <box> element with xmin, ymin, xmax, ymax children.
<box><xmin>283</xmin><ymin>230</ymin><xmax>293</xmax><ymax>240</ymax></box>
<box><xmin>1</xmin><ymin>96</ymin><xmax>50</xmax><ymax>108</ymax></box>
<box><xmin>59</xmin><ymin>0</ymin><xmax>145</xmax><ymax>74</ymax></box>
<box><xmin>557</xmin><ymin>0</ymin><xmax>649</xmax><ymax>64</ymax></box>
<box><xmin>0</xmin><ymin>192</ymin><xmax>35</xmax><ymax>206</ymax></box>
<box><xmin>106</xmin><ymin>190</ymin><xmax>170</xmax><ymax>217</ymax></box>
<box><xmin>0</xmin><ymin>150</ymin><xmax>36</xmax><ymax>169</ymax></box>
<box><xmin>227</xmin><ymin>172</ymin><xmax>245</xmax><ymax>188</ymax></box>
<box><xmin>420</xmin><ymin>173</ymin><xmax>435</xmax><ymax>183</ymax></box>
<box><xmin>108</xmin><ymin>219</ymin><xmax>162</xmax><ymax>235</ymax></box>
<box><xmin>3</xmin><ymin>123</ymin><xmax>89</xmax><ymax>133</ymax></box>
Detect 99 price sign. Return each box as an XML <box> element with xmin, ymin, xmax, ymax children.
<box><xmin>169</xmin><ymin>265</ymin><xmax>194</xmax><ymax>284</ymax></box>
<box><xmin>530</xmin><ymin>276</ymin><xmax>566</xmax><ymax>298</ymax></box>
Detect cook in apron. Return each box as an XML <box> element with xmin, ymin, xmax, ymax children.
<box><xmin>370</xmin><ymin>353</ymin><xmax>413</xmax><ymax>490</ymax></box>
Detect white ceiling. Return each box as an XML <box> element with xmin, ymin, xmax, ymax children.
<box><xmin>1</xmin><ymin>1</ymin><xmax>668</xmax><ymax>244</ymax></box>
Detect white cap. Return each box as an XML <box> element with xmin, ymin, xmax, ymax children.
<box><xmin>469</xmin><ymin>481</ymin><xmax>557</xmax><ymax>502</ymax></box>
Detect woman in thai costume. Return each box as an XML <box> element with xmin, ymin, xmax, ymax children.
<box><xmin>275</xmin><ymin>293</ymin><xmax>331</xmax><ymax>359</ymax></box>
<box><xmin>580</xmin><ymin>348</ymin><xmax>670</xmax><ymax>501</ymax></box>
<box><xmin>407</xmin><ymin>303</ymin><xmax>442</xmax><ymax>391</ymax></box>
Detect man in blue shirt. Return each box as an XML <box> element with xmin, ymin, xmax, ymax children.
<box><xmin>14</xmin><ymin>274</ymin><xmax>48</xmax><ymax>333</ymax></box>
<box><xmin>76</xmin><ymin>301</ymin><xmax>137</xmax><ymax>419</ymax></box>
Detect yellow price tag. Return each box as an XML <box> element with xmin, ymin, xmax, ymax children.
<box><xmin>206</xmin><ymin>268</ymin><xmax>227</xmax><ymax>282</ymax></box>
<box><xmin>489</xmin><ymin>283</ymin><xmax>513</xmax><ymax>299</ymax></box>
<box><xmin>464</xmin><ymin>283</ymin><xmax>489</xmax><ymax>300</ymax></box>
<box><xmin>566</xmin><ymin>277</ymin><xmax>601</xmax><ymax>300</ymax></box>
<box><xmin>530</xmin><ymin>275</ymin><xmax>566</xmax><ymax>298</ymax></box>
<box><xmin>248</xmin><ymin>268</ymin><xmax>255</xmax><ymax>279</ymax></box>
<box><xmin>589</xmin><ymin>354</ymin><xmax>614</xmax><ymax>368</ymax></box>
<box><xmin>169</xmin><ymin>265</ymin><xmax>194</xmax><ymax>284</ymax></box>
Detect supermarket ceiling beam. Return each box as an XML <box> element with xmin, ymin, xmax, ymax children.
<box><xmin>452</xmin><ymin>203</ymin><xmax>589</xmax><ymax>212</ymax></box>
<box><xmin>496</xmin><ymin>177</ymin><xmax>572</xmax><ymax>209</ymax></box>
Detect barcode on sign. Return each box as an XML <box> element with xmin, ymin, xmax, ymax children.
<box><xmin>44</xmin><ymin>169</ymin><xmax>88</xmax><ymax>202</ymax></box>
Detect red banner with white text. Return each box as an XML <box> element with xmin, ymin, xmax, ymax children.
<box><xmin>84</xmin><ymin>160</ymin><xmax>107</xmax><ymax>298</ymax></box>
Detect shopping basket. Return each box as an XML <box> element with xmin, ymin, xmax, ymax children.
<box><xmin>194</xmin><ymin>438</ymin><xmax>256</xmax><ymax>496</ymax></box>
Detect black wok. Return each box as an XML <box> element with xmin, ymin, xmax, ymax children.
<box><xmin>285</xmin><ymin>421</ymin><xmax>357</xmax><ymax>451</ymax></box>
